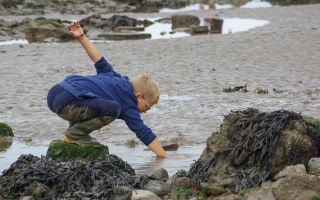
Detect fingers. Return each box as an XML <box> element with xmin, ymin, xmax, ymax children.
<box><xmin>68</xmin><ymin>21</ymin><xmax>80</xmax><ymax>31</ymax></box>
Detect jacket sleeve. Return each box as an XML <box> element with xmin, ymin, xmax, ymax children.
<box><xmin>94</xmin><ymin>57</ymin><xmax>114</xmax><ymax>74</ymax></box>
<box><xmin>121</xmin><ymin>107</ymin><xmax>156</xmax><ymax>146</ymax></box>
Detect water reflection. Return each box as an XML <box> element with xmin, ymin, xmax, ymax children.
<box><xmin>0</xmin><ymin>139</ymin><xmax>204</xmax><ymax>176</ymax></box>
<box><xmin>0</xmin><ymin>39</ymin><xmax>28</xmax><ymax>46</ymax></box>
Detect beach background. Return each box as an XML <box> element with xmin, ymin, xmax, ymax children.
<box><xmin>0</xmin><ymin>1</ymin><xmax>319</xmax><ymax>175</ymax></box>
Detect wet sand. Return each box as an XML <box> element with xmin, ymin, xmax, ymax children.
<box><xmin>0</xmin><ymin>4</ymin><xmax>320</xmax><ymax>174</ymax></box>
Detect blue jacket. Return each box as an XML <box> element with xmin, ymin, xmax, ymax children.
<box><xmin>59</xmin><ymin>57</ymin><xmax>156</xmax><ymax>146</ymax></box>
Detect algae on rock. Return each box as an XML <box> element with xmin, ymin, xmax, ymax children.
<box><xmin>0</xmin><ymin>122</ymin><xmax>14</xmax><ymax>137</ymax></box>
<box><xmin>46</xmin><ymin>140</ymin><xmax>108</xmax><ymax>161</ymax></box>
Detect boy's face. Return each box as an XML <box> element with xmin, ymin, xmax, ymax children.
<box><xmin>135</xmin><ymin>93</ymin><xmax>154</xmax><ymax>113</ymax></box>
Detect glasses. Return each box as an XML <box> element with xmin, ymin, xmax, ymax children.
<box><xmin>142</xmin><ymin>96</ymin><xmax>151</xmax><ymax>111</ymax></box>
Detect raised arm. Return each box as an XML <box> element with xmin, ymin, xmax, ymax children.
<box><xmin>68</xmin><ymin>21</ymin><xmax>101</xmax><ymax>63</ymax></box>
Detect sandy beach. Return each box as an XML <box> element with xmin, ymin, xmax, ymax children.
<box><xmin>0</xmin><ymin>4</ymin><xmax>319</xmax><ymax>174</ymax></box>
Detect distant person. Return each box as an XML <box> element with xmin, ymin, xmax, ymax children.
<box><xmin>47</xmin><ymin>21</ymin><xmax>167</xmax><ymax>158</ymax></box>
<box><xmin>199</xmin><ymin>0</ymin><xmax>216</xmax><ymax>11</ymax></box>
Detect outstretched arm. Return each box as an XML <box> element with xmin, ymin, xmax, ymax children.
<box><xmin>148</xmin><ymin>139</ymin><xmax>167</xmax><ymax>157</ymax></box>
<box><xmin>68</xmin><ymin>21</ymin><xmax>101</xmax><ymax>63</ymax></box>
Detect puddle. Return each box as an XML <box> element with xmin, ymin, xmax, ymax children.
<box><xmin>159</xmin><ymin>0</ymin><xmax>272</xmax><ymax>13</ymax></box>
<box><xmin>159</xmin><ymin>3</ymin><xmax>233</xmax><ymax>13</ymax></box>
<box><xmin>0</xmin><ymin>139</ymin><xmax>204</xmax><ymax>176</ymax></box>
<box><xmin>141</xmin><ymin>17</ymin><xmax>269</xmax><ymax>39</ymax></box>
<box><xmin>0</xmin><ymin>39</ymin><xmax>28</xmax><ymax>46</ymax></box>
<box><xmin>220</xmin><ymin>18</ymin><xmax>269</xmax><ymax>33</ymax></box>
<box><xmin>241</xmin><ymin>0</ymin><xmax>273</xmax><ymax>8</ymax></box>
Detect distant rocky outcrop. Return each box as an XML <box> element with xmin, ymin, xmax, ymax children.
<box><xmin>0</xmin><ymin>0</ymin><xmax>190</xmax><ymax>15</ymax></box>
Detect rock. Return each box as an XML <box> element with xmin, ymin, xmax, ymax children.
<box><xmin>183</xmin><ymin>109</ymin><xmax>320</xmax><ymax>192</ymax></box>
<box><xmin>296</xmin><ymin>191</ymin><xmax>320</xmax><ymax>200</ymax></box>
<box><xmin>190</xmin><ymin>25</ymin><xmax>209</xmax><ymax>35</ymax></box>
<box><xmin>110</xmin><ymin>15</ymin><xmax>137</xmax><ymax>28</ymax></box>
<box><xmin>173</xmin><ymin>177</ymin><xmax>193</xmax><ymax>189</ymax></box>
<box><xmin>273</xmin><ymin>164</ymin><xmax>306</xmax><ymax>180</ymax></box>
<box><xmin>114</xmin><ymin>186</ymin><xmax>133</xmax><ymax>200</ymax></box>
<box><xmin>0</xmin><ymin>122</ymin><xmax>14</xmax><ymax>137</ymax></box>
<box><xmin>46</xmin><ymin>140</ymin><xmax>108</xmax><ymax>161</ymax></box>
<box><xmin>213</xmin><ymin>192</ymin><xmax>242</xmax><ymax>200</ymax></box>
<box><xmin>244</xmin><ymin>187</ymin><xmax>275</xmax><ymax>200</ymax></box>
<box><xmin>204</xmin><ymin>17</ymin><xmax>223</xmax><ymax>34</ymax></box>
<box><xmin>98</xmin><ymin>32</ymin><xmax>151</xmax><ymax>41</ymax></box>
<box><xmin>254</xmin><ymin>87</ymin><xmax>268</xmax><ymax>94</ymax></box>
<box><xmin>308</xmin><ymin>157</ymin><xmax>320</xmax><ymax>175</ymax></box>
<box><xmin>273</xmin><ymin>173</ymin><xmax>320</xmax><ymax>200</ymax></box>
<box><xmin>171</xmin><ymin>14</ymin><xmax>200</xmax><ymax>29</ymax></box>
<box><xmin>131</xmin><ymin>190</ymin><xmax>162</xmax><ymax>200</ymax></box>
<box><xmin>114</xmin><ymin>26</ymin><xmax>145</xmax><ymax>32</ymax></box>
<box><xmin>23</xmin><ymin>18</ymin><xmax>72</xmax><ymax>43</ymax></box>
<box><xmin>200</xmin><ymin>182</ymin><xmax>226</xmax><ymax>196</ymax></box>
<box><xmin>150</xmin><ymin>167</ymin><xmax>169</xmax><ymax>181</ymax></box>
<box><xmin>162</xmin><ymin>143</ymin><xmax>179</xmax><ymax>151</ymax></box>
<box><xmin>144</xmin><ymin>180</ymin><xmax>171</xmax><ymax>196</ymax></box>
<box><xmin>155</xmin><ymin>18</ymin><xmax>172</xmax><ymax>24</ymax></box>
<box><xmin>222</xmin><ymin>84</ymin><xmax>248</xmax><ymax>93</ymax></box>
<box><xmin>0</xmin><ymin>136</ymin><xmax>13</xmax><ymax>152</ymax></box>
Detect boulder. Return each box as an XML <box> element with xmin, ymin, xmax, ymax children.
<box><xmin>308</xmin><ymin>157</ymin><xmax>320</xmax><ymax>175</ymax></box>
<box><xmin>177</xmin><ymin>109</ymin><xmax>320</xmax><ymax>193</ymax></box>
<box><xmin>273</xmin><ymin>173</ymin><xmax>320</xmax><ymax>200</ymax></box>
<box><xmin>22</xmin><ymin>18</ymin><xmax>73</xmax><ymax>42</ymax></box>
<box><xmin>204</xmin><ymin>17</ymin><xmax>223</xmax><ymax>34</ymax></box>
<box><xmin>144</xmin><ymin>180</ymin><xmax>171</xmax><ymax>196</ymax></box>
<box><xmin>149</xmin><ymin>167</ymin><xmax>169</xmax><ymax>181</ymax></box>
<box><xmin>131</xmin><ymin>190</ymin><xmax>162</xmax><ymax>200</ymax></box>
<box><xmin>171</xmin><ymin>15</ymin><xmax>200</xmax><ymax>29</ymax></box>
<box><xmin>46</xmin><ymin>140</ymin><xmax>108</xmax><ymax>161</ymax></box>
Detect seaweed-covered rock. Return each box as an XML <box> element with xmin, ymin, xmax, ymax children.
<box><xmin>0</xmin><ymin>154</ymin><xmax>147</xmax><ymax>199</ymax></box>
<box><xmin>178</xmin><ymin>108</ymin><xmax>320</xmax><ymax>192</ymax></box>
<box><xmin>0</xmin><ymin>122</ymin><xmax>14</xmax><ymax>152</ymax></box>
<box><xmin>171</xmin><ymin>14</ymin><xmax>200</xmax><ymax>29</ymax></box>
<box><xmin>0</xmin><ymin>122</ymin><xmax>13</xmax><ymax>137</ymax></box>
<box><xmin>46</xmin><ymin>140</ymin><xmax>108</xmax><ymax>161</ymax></box>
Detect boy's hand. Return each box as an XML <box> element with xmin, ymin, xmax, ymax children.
<box><xmin>68</xmin><ymin>21</ymin><xmax>84</xmax><ymax>39</ymax></box>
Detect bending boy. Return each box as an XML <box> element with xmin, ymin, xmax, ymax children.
<box><xmin>47</xmin><ymin>21</ymin><xmax>166</xmax><ymax>157</ymax></box>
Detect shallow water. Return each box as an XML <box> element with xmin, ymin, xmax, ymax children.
<box><xmin>159</xmin><ymin>0</ymin><xmax>272</xmax><ymax>13</ymax></box>
<box><xmin>0</xmin><ymin>138</ymin><xmax>204</xmax><ymax>176</ymax></box>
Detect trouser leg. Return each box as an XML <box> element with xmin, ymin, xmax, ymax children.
<box><xmin>57</xmin><ymin>97</ymin><xmax>121</xmax><ymax>145</ymax></box>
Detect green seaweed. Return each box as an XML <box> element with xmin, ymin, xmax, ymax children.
<box><xmin>0</xmin><ymin>123</ymin><xmax>14</xmax><ymax>137</ymax></box>
<box><xmin>46</xmin><ymin>140</ymin><xmax>108</xmax><ymax>161</ymax></box>
<box><xmin>303</xmin><ymin>116</ymin><xmax>320</xmax><ymax>134</ymax></box>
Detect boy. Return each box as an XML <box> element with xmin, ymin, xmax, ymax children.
<box><xmin>47</xmin><ymin>21</ymin><xmax>166</xmax><ymax>157</ymax></box>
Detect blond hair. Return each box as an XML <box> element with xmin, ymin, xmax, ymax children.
<box><xmin>131</xmin><ymin>75</ymin><xmax>160</xmax><ymax>104</ymax></box>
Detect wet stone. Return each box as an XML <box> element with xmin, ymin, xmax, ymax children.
<box><xmin>308</xmin><ymin>158</ymin><xmax>320</xmax><ymax>175</ymax></box>
<box><xmin>46</xmin><ymin>140</ymin><xmax>108</xmax><ymax>162</ymax></box>
<box><xmin>144</xmin><ymin>180</ymin><xmax>171</xmax><ymax>196</ymax></box>
<box><xmin>131</xmin><ymin>190</ymin><xmax>162</xmax><ymax>200</ymax></box>
<box><xmin>150</xmin><ymin>167</ymin><xmax>169</xmax><ymax>181</ymax></box>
